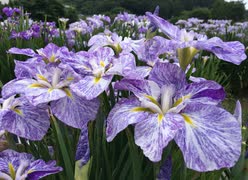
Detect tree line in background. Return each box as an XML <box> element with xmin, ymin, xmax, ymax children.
<box><xmin>1</xmin><ymin>0</ymin><xmax>247</xmax><ymax>22</ymax></box>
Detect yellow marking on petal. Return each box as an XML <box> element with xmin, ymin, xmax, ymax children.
<box><xmin>29</xmin><ymin>83</ymin><xmax>45</xmax><ymax>88</ymax></box>
<box><xmin>144</xmin><ymin>95</ymin><xmax>160</xmax><ymax>107</ymax></box>
<box><xmin>181</xmin><ymin>113</ymin><xmax>196</xmax><ymax>127</ymax></box>
<box><xmin>131</xmin><ymin>107</ymin><xmax>153</xmax><ymax>113</ymax></box>
<box><xmin>13</xmin><ymin>108</ymin><xmax>23</xmax><ymax>116</ymax></box>
<box><xmin>48</xmin><ymin>88</ymin><xmax>54</xmax><ymax>92</ymax></box>
<box><xmin>8</xmin><ymin>163</ymin><xmax>16</xmax><ymax>179</ymax></box>
<box><xmin>67</xmin><ymin>77</ymin><xmax>74</xmax><ymax>81</ymax></box>
<box><xmin>50</xmin><ymin>54</ymin><xmax>56</xmax><ymax>62</ymax></box>
<box><xmin>63</xmin><ymin>88</ymin><xmax>73</xmax><ymax>98</ymax></box>
<box><xmin>27</xmin><ymin>169</ymin><xmax>34</xmax><ymax>174</ymax></box>
<box><xmin>158</xmin><ymin>114</ymin><xmax>164</xmax><ymax>123</ymax></box>
<box><xmin>173</xmin><ymin>94</ymin><xmax>191</xmax><ymax>107</ymax></box>
<box><xmin>100</xmin><ymin>60</ymin><xmax>105</xmax><ymax>67</ymax></box>
<box><xmin>94</xmin><ymin>76</ymin><xmax>101</xmax><ymax>84</ymax></box>
<box><xmin>37</xmin><ymin>74</ymin><xmax>48</xmax><ymax>82</ymax></box>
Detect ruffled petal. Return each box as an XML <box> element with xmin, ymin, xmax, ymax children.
<box><xmin>8</xmin><ymin>47</ymin><xmax>36</xmax><ymax>57</ymax></box>
<box><xmin>0</xmin><ymin>98</ymin><xmax>49</xmax><ymax>140</ymax></box>
<box><xmin>149</xmin><ymin>62</ymin><xmax>187</xmax><ymax>90</ymax></box>
<box><xmin>134</xmin><ymin>113</ymin><xmax>184</xmax><ymax>162</ymax></box>
<box><xmin>174</xmin><ymin>103</ymin><xmax>241</xmax><ymax>171</ymax></box>
<box><xmin>70</xmin><ymin>75</ymin><xmax>112</xmax><ymax>100</ymax></box>
<box><xmin>106</xmin><ymin>97</ymin><xmax>149</xmax><ymax>141</ymax></box>
<box><xmin>51</xmin><ymin>92</ymin><xmax>99</xmax><ymax>129</ymax></box>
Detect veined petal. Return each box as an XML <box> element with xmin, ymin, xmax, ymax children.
<box><xmin>146</xmin><ymin>12</ymin><xmax>180</xmax><ymax>40</ymax></box>
<box><xmin>106</xmin><ymin>97</ymin><xmax>149</xmax><ymax>142</ymax></box>
<box><xmin>8</xmin><ymin>47</ymin><xmax>36</xmax><ymax>57</ymax></box>
<box><xmin>0</xmin><ymin>98</ymin><xmax>49</xmax><ymax>140</ymax></box>
<box><xmin>114</xmin><ymin>79</ymin><xmax>161</xmax><ymax>100</ymax></box>
<box><xmin>51</xmin><ymin>92</ymin><xmax>99</xmax><ymax>129</ymax></box>
<box><xmin>134</xmin><ymin>113</ymin><xmax>184</xmax><ymax>162</ymax></box>
<box><xmin>195</xmin><ymin>37</ymin><xmax>246</xmax><ymax>65</ymax></box>
<box><xmin>174</xmin><ymin>103</ymin><xmax>241</xmax><ymax>171</ymax></box>
<box><xmin>1</xmin><ymin>79</ymin><xmax>35</xmax><ymax>99</ymax></box>
<box><xmin>28</xmin><ymin>89</ymin><xmax>67</xmax><ymax>106</ymax></box>
<box><xmin>149</xmin><ymin>62</ymin><xmax>187</xmax><ymax>90</ymax></box>
<box><xmin>76</xmin><ymin>126</ymin><xmax>90</xmax><ymax>167</ymax></box>
<box><xmin>70</xmin><ymin>75</ymin><xmax>112</xmax><ymax>100</ymax></box>
<box><xmin>175</xmin><ymin>80</ymin><xmax>225</xmax><ymax>106</ymax></box>
<box><xmin>26</xmin><ymin>160</ymin><xmax>62</xmax><ymax>180</ymax></box>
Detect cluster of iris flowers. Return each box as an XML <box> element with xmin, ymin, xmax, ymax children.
<box><xmin>0</xmin><ymin>9</ymin><xmax>247</xmax><ymax>179</ymax></box>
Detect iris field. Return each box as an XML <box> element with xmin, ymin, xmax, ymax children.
<box><xmin>0</xmin><ymin>6</ymin><xmax>248</xmax><ymax>180</ymax></box>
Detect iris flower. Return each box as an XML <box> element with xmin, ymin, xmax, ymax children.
<box><xmin>146</xmin><ymin>12</ymin><xmax>247</xmax><ymax>70</ymax></box>
<box><xmin>0</xmin><ymin>150</ymin><xmax>62</xmax><ymax>180</ymax></box>
<box><xmin>106</xmin><ymin>62</ymin><xmax>241</xmax><ymax>171</ymax></box>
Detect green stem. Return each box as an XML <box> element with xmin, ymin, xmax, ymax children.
<box><xmin>51</xmin><ymin>114</ymin><xmax>74</xmax><ymax>180</ymax></box>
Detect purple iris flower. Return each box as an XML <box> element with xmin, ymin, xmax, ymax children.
<box><xmin>0</xmin><ymin>150</ymin><xmax>62</xmax><ymax>180</ymax></box>
<box><xmin>2</xmin><ymin>63</ymin><xmax>99</xmax><ymax>129</ymax></box>
<box><xmin>146</xmin><ymin>12</ymin><xmax>247</xmax><ymax>70</ymax></box>
<box><xmin>106</xmin><ymin>62</ymin><xmax>241</xmax><ymax>171</ymax></box>
<box><xmin>65</xmin><ymin>47</ymin><xmax>150</xmax><ymax>100</ymax></box>
<box><xmin>0</xmin><ymin>96</ymin><xmax>49</xmax><ymax>140</ymax></box>
<box><xmin>2</xmin><ymin>7</ymin><xmax>14</xmax><ymax>17</ymax></box>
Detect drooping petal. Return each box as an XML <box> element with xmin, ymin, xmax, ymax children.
<box><xmin>114</xmin><ymin>79</ymin><xmax>161</xmax><ymax>100</ymax></box>
<box><xmin>8</xmin><ymin>47</ymin><xmax>36</xmax><ymax>57</ymax></box>
<box><xmin>27</xmin><ymin>88</ymin><xmax>67</xmax><ymax>106</ymax></box>
<box><xmin>149</xmin><ymin>62</ymin><xmax>187</xmax><ymax>90</ymax></box>
<box><xmin>76</xmin><ymin>126</ymin><xmax>90</xmax><ymax>167</ymax></box>
<box><xmin>106</xmin><ymin>97</ymin><xmax>149</xmax><ymax>142</ymax></box>
<box><xmin>70</xmin><ymin>75</ymin><xmax>113</xmax><ymax>100</ymax></box>
<box><xmin>134</xmin><ymin>113</ymin><xmax>184</xmax><ymax>162</ymax></box>
<box><xmin>0</xmin><ymin>98</ymin><xmax>50</xmax><ymax>140</ymax></box>
<box><xmin>1</xmin><ymin>79</ymin><xmax>35</xmax><ymax>99</ymax></box>
<box><xmin>146</xmin><ymin>12</ymin><xmax>180</xmax><ymax>40</ymax></box>
<box><xmin>174</xmin><ymin>103</ymin><xmax>241</xmax><ymax>171</ymax></box>
<box><xmin>175</xmin><ymin>80</ymin><xmax>225</xmax><ymax>106</ymax></box>
<box><xmin>51</xmin><ymin>92</ymin><xmax>99</xmax><ymax>129</ymax></box>
<box><xmin>157</xmin><ymin>156</ymin><xmax>172</xmax><ymax>180</ymax></box>
<box><xmin>14</xmin><ymin>60</ymin><xmax>46</xmax><ymax>78</ymax></box>
<box><xmin>195</xmin><ymin>37</ymin><xmax>246</xmax><ymax>65</ymax></box>
<box><xmin>26</xmin><ymin>160</ymin><xmax>62</xmax><ymax>180</ymax></box>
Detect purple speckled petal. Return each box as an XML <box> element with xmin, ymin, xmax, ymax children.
<box><xmin>0</xmin><ymin>98</ymin><xmax>49</xmax><ymax>140</ymax></box>
<box><xmin>157</xmin><ymin>156</ymin><xmax>172</xmax><ymax>180</ymax></box>
<box><xmin>149</xmin><ymin>62</ymin><xmax>187</xmax><ymax>90</ymax></box>
<box><xmin>174</xmin><ymin>103</ymin><xmax>241</xmax><ymax>171</ymax></box>
<box><xmin>106</xmin><ymin>97</ymin><xmax>149</xmax><ymax>142</ymax></box>
<box><xmin>107</xmin><ymin>53</ymin><xmax>136</xmax><ymax>76</ymax></box>
<box><xmin>114</xmin><ymin>79</ymin><xmax>161</xmax><ymax>100</ymax></box>
<box><xmin>14</xmin><ymin>60</ymin><xmax>46</xmax><ymax>78</ymax></box>
<box><xmin>1</xmin><ymin>79</ymin><xmax>35</xmax><ymax>99</ymax></box>
<box><xmin>26</xmin><ymin>160</ymin><xmax>62</xmax><ymax>180</ymax></box>
<box><xmin>134</xmin><ymin>113</ymin><xmax>184</xmax><ymax>162</ymax></box>
<box><xmin>195</xmin><ymin>37</ymin><xmax>246</xmax><ymax>65</ymax></box>
<box><xmin>27</xmin><ymin>88</ymin><xmax>67</xmax><ymax>106</ymax></box>
<box><xmin>51</xmin><ymin>92</ymin><xmax>99</xmax><ymax>129</ymax></box>
<box><xmin>175</xmin><ymin>80</ymin><xmax>225</xmax><ymax>105</ymax></box>
<box><xmin>234</xmin><ymin>100</ymin><xmax>242</xmax><ymax>124</ymax></box>
<box><xmin>146</xmin><ymin>12</ymin><xmax>180</xmax><ymax>40</ymax></box>
<box><xmin>8</xmin><ymin>47</ymin><xmax>36</xmax><ymax>57</ymax></box>
<box><xmin>70</xmin><ymin>75</ymin><xmax>113</xmax><ymax>100</ymax></box>
<box><xmin>76</xmin><ymin>126</ymin><xmax>90</xmax><ymax>167</ymax></box>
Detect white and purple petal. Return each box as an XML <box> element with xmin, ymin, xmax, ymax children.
<box><xmin>149</xmin><ymin>62</ymin><xmax>187</xmax><ymax>90</ymax></box>
<box><xmin>75</xmin><ymin>126</ymin><xmax>90</xmax><ymax>167</ymax></box>
<box><xmin>70</xmin><ymin>75</ymin><xmax>113</xmax><ymax>100</ymax></box>
<box><xmin>174</xmin><ymin>103</ymin><xmax>241</xmax><ymax>171</ymax></box>
<box><xmin>51</xmin><ymin>92</ymin><xmax>99</xmax><ymax>129</ymax></box>
<box><xmin>134</xmin><ymin>113</ymin><xmax>184</xmax><ymax>162</ymax></box>
<box><xmin>106</xmin><ymin>97</ymin><xmax>149</xmax><ymax>142</ymax></box>
<box><xmin>8</xmin><ymin>47</ymin><xmax>36</xmax><ymax>57</ymax></box>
